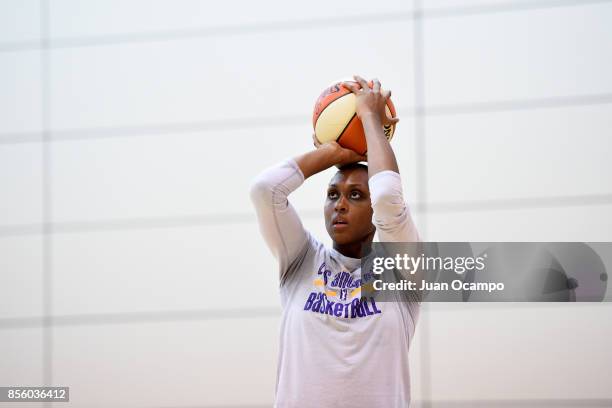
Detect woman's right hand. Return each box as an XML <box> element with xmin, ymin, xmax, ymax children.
<box><xmin>312</xmin><ymin>134</ymin><xmax>366</xmax><ymax>168</ymax></box>
<box><xmin>341</xmin><ymin>75</ymin><xmax>399</xmax><ymax>128</ymax></box>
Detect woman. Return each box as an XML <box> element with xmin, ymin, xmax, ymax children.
<box><xmin>250</xmin><ymin>75</ymin><xmax>421</xmax><ymax>407</ymax></box>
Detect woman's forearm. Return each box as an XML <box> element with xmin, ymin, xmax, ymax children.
<box><xmin>340</xmin><ymin>75</ymin><xmax>400</xmax><ymax>177</ymax></box>
<box><xmin>294</xmin><ymin>143</ymin><xmax>339</xmax><ymax>179</ymax></box>
<box><xmin>361</xmin><ymin>113</ymin><xmax>400</xmax><ymax>177</ymax></box>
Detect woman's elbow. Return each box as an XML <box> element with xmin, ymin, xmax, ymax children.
<box><xmin>371</xmin><ymin>193</ymin><xmax>405</xmax><ymax>216</ymax></box>
<box><xmin>249</xmin><ymin>177</ymin><xmax>272</xmax><ymax>205</ymax></box>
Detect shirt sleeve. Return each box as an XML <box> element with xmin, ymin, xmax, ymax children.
<box><xmin>249</xmin><ymin>159</ymin><xmax>312</xmax><ymax>285</ymax></box>
<box><xmin>369</xmin><ymin>170</ymin><xmax>423</xmax><ymax>314</ymax></box>
<box><xmin>368</xmin><ymin>170</ymin><xmax>423</xmax><ymax>318</ymax></box>
<box><xmin>368</xmin><ymin>170</ymin><xmax>420</xmax><ymax>243</ymax></box>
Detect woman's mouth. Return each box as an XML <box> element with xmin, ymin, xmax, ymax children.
<box><xmin>333</xmin><ymin>219</ymin><xmax>349</xmax><ymax>230</ymax></box>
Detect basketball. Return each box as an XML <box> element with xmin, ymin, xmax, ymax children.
<box><xmin>312</xmin><ymin>78</ymin><xmax>397</xmax><ymax>155</ymax></box>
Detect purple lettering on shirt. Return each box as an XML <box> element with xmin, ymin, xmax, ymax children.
<box><xmin>304</xmin><ymin>292</ymin><xmax>317</xmax><ymax>311</ymax></box>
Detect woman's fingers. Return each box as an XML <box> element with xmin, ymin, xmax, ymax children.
<box><xmin>383</xmin><ymin>114</ymin><xmax>400</xmax><ymax>126</ymax></box>
<box><xmin>372</xmin><ymin>78</ymin><xmax>381</xmax><ymax>93</ymax></box>
<box><xmin>345</xmin><ymin>146</ymin><xmax>367</xmax><ymax>163</ymax></box>
<box><xmin>353</xmin><ymin>75</ymin><xmax>369</xmax><ymax>91</ymax></box>
<box><xmin>352</xmin><ymin>75</ymin><xmax>388</xmax><ymax>98</ymax></box>
<box><xmin>334</xmin><ymin>149</ymin><xmax>367</xmax><ymax>168</ymax></box>
<box><xmin>350</xmin><ymin>152</ymin><xmax>368</xmax><ymax>164</ymax></box>
<box><xmin>345</xmin><ymin>75</ymin><xmax>389</xmax><ymax>97</ymax></box>
<box><xmin>341</xmin><ymin>81</ymin><xmax>359</xmax><ymax>94</ymax></box>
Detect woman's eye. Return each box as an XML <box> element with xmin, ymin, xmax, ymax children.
<box><xmin>350</xmin><ymin>191</ymin><xmax>362</xmax><ymax>199</ymax></box>
<box><xmin>327</xmin><ymin>191</ymin><xmax>338</xmax><ymax>199</ymax></box>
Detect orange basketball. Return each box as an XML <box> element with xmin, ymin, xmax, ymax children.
<box><xmin>312</xmin><ymin>78</ymin><xmax>397</xmax><ymax>155</ymax></box>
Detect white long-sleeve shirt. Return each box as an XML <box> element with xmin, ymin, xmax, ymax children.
<box><xmin>250</xmin><ymin>159</ymin><xmax>421</xmax><ymax>408</ymax></box>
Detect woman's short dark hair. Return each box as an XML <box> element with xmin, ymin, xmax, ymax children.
<box><xmin>336</xmin><ymin>162</ymin><xmax>368</xmax><ymax>174</ymax></box>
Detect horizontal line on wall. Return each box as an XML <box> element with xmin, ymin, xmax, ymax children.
<box><xmin>422</xmin><ymin>93</ymin><xmax>612</xmax><ymax>116</ymax></box>
<box><xmin>0</xmin><ymin>212</ymin><xmax>276</xmax><ymax>236</ymax></box>
<box><xmin>1</xmin><ymin>193</ymin><xmax>611</xmax><ymax>237</ymax></box>
<box><xmin>0</xmin><ymin>307</ymin><xmax>281</xmax><ymax>330</ymax></box>
<box><xmin>2</xmin><ymin>93</ymin><xmax>612</xmax><ymax>145</ymax></box>
<box><xmin>423</xmin><ymin>302</ymin><xmax>612</xmax><ymax>313</ymax></box>
<box><xmin>421</xmin><ymin>193</ymin><xmax>612</xmax><ymax>213</ymax></box>
<box><xmin>0</xmin><ymin>12</ymin><xmax>414</xmax><ymax>52</ymax></box>
<box><xmin>0</xmin><ymin>114</ymin><xmax>307</xmax><ymax>145</ymax></box>
<box><xmin>2</xmin><ymin>303</ymin><xmax>607</xmax><ymax>331</ymax></box>
<box><xmin>0</xmin><ymin>0</ymin><xmax>610</xmax><ymax>52</ymax></box>
<box><xmin>423</xmin><ymin>0</ymin><xmax>612</xmax><ymax>19</ymax></box>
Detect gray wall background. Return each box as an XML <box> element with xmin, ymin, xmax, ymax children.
<box><xmin>1</xmin><ymin>0</ymin><xmax>611</xmax><ymax>407</ymax></box>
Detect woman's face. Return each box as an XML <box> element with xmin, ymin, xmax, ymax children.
<box><xmin>324</xmin><ymin>167</ymin><xmax>375</xmax><ymax>246</ymax></box>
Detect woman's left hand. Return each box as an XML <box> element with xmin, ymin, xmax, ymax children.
<box><xmin>342</xmin><ymin>75</ymin><xmax>399</xmax><ymax>127</ymax></box>
<box><xmin>312</xmin><ymin>133</ymin><xmax>366</xmax><ymax>168</ymax></box>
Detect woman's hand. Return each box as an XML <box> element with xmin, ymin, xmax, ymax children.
<box><xmin>341</xmin><ymin>75</ymin><xmax>399</xmax><ymax>128</ymax></box>
<box><xmin>295</xmin><ymin>134</ymin><xmax>367</xmax><ymax>179</ymax></box>
<box><xmin>312</xmin><ymin>133</ymin><xmax>366</xmax><ymax>168</ymax></box>
<box><xmin>341</xmin><ymin>75</ymin><xmax>400</xmax><ymax>175</ymax></box>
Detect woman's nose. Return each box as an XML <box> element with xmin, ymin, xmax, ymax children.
<box><xmin>334</xmin><ymin>195</ymin><xmax>348</xmax><ymax>212</ymax></box>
